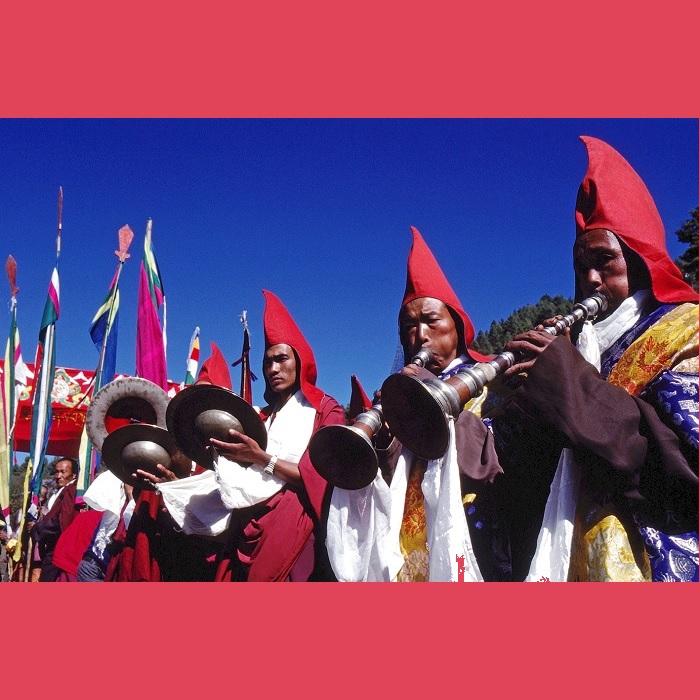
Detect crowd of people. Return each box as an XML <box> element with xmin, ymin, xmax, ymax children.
<box><xmin>1</xmin><ymin>135</ymin><xmax>697</xmax><ymax>583</ymax></box>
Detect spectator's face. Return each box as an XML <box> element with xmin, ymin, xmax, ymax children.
<box><xmin>54</xmin><ymin>460</ymin><xmax>75</xmax><ymax>488</ymax></box>
<box><xmin>400</xmin><ymin>297</ymin><xmax>459</xmax><ymax>374</ymax></box>
<box><xmin>574</xmin><ymin>229</ymin><xmax>633</xmax><ymax>319</ymax></box>
<box><xmin>263</xmin><ymin>344</ymin><xmax>299</xmax><ymax>398</ymax></box>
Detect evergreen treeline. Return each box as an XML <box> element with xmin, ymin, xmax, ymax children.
<box><xmin>674</xmin><ymin>207</ymin><xmax>698</xmax><ymax>292</ymax></box>
<box><xmin>471</xmin><ymin>294</ymin><xmax>575</xmax><ymax>355</ymax></box>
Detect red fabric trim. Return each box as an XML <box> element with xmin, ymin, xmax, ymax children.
<box><xmin>349</xmin><ymin>374</ymin><xmax>373</xmax><ymax>421</ymax></box>
<box><xmin>575</xmin><ymin>136</ymin><xmax>697</xmax><ymax>304</ymax></box>
<box><xmin>261</xmin><ymin>290</ymin><xmax>324</xmax><ymax>410</ymax></box>
<box><xmin>402</xmin><ymin>227</ymin><xmax>490</xmax><ymax>363</ymax></box>
<box><xmin>52</xmin><ymin>509</ymin><xmax>103</xmax><ymax>576</ymax></box>
<box><xmin>197</xmin><ymin>341</ymin><xmax>232</xmax><ymax>389</ymax></box>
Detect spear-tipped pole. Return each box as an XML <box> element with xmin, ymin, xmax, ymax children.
<box><xmin>93</xmin><ymin>225</ymin><xmax>134</xmax><ymax>391</ymax></box>
<box><xmin>6</xmin><ymin>255</ymin><xmax>19</xmax><ymax>299</ymax></box>
<box><xmin>56</xmin><ymin>187</ymin><xmax>63</xmax><ymax>260</ymax></box>
<box><xmin>232</xmin><ymin>310</ymin><xmax>255</xmax><ymax>404</ymax></box>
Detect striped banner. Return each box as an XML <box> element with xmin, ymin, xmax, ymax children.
<box><xmin>144</xmin><ymin>219</ymin><xmax>167</xmax><ymax>356</ymax></box>
<box><xmin>1</xmin><ymin>257</ymin><xmax>29</xmax><ymax>536</ymax></box>
<box><xmin>28</xmin><ymin>265</ymin><xmax>60</xmax><ymax>501</ymax></box>
<box><xmin>184</xmin><ymin>327</ymin><xmax>200</xmax><ymax>385</ymax></box>
<box><xmin>78</xmin><ymin>224</ymin><xmax>133</xmax><ymax>495</ymax></box>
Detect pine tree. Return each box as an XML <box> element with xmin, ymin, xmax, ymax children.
<box><xmin>471</xmin><ymin>294</ymin><xmax>574</xmax><ymax>355</ymax></box>
<box><xmin>674</xmin><ymin>207</ymin><xmax>698</xmax><ymax>291</ymax></box>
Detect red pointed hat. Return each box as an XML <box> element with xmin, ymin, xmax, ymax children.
<box><xmin>575</xmin><ymin>136</ymin><xmax>697</xmax><ymax>304</ymax></box>
<box><xmin>402</xmin><ymin>226</ymin><xmax>490</xmax><ymax>363</ymax></box>
<box><xmin>349</xmin><ymin>374</ymin><xmax>372</xmax><ymax>422</ymax></box>
<box><xmin>262</xmin><ymin>290</ymin><xmax>324</xmax><ymax>410</ymax></box>
<box><xmin>196</xmin><ymin>342</ymin><xmax>232</xmax><ymax>390</ymax></box>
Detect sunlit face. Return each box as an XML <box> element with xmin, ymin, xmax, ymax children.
<box><xmin>263</xmin><ymin>343</ymin><xmax>299</xmax><ymax>398</ymax></box>
<box><xmin>54</xmin><ymin>460</ymin><xmax>76</xmax><ymax>488</ymax></box>
<box><xmin>574</xmin><ymin>229</ymin><xmax>640</xmax><ymax>319</ymax></box>
<box><xmin>399</xmin><ymin>297</ymin><xmax>460</xmax><ymax>374</ymax></box>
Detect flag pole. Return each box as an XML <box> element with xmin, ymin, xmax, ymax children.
<box><xmin>93</xmin><ymin>226</ymin><xmax>133</xmax><ymax>392</ymax></box>
<box><xmin>22</xmin><ymin>188</ymin><xmax>63</xmax><ymax>580</ymax></box>
<box><xmin>78</xmin><ymin>225</ymin><xmax>134</xmax><ymax>494</ymax></box>
<box><xmin>232</xmin><ymin>310</ymin><xmax>256</xmax><ymax>404</ymax></box>
<box><xmin>0</xmin><ymin>257</ymin><xmax>20</xmax><ymax>540</ymax></box>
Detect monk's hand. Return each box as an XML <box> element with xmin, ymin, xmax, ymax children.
<box><xmin>400</xmin><ymin>363</ymin><xmax>422</xmax><ymax>378</ymax></box>
<box><xmin>210</xmin><ymin>429</ymin><xmax>265</xmax><ymax>466</ymax></box>
<box><xmin>503</xmin><ymin>329</ymin><xmax>558</xmax><ymax>377</ymax></box>
<box><xmin>537</xmin><ymin>315</ymin><xmax>572</xmax><ymax>341</ymax></box>
<box><xmin>133</xmin><ymin>463</ymin><xmax>179</xmax><ymax>486</ymax></box>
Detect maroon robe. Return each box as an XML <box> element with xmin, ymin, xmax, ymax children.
<box><xmin>215</xmin><ymin>393</ymin><xmax>345</xmax><ymax>582</ymax></box>
<box><xmin>52</xmin><ymin>509</ymin><xmax>104</xmax><ymax>579</ymax></box>
<box><xmin>35</xmin><ymin>481</ymin><xmax>81</xmax><ymax>582</ymax></box>
<box><xmin>105</xmin><ymin>466</ymin><xmax>224</xmax><ymax>582</ymax></box>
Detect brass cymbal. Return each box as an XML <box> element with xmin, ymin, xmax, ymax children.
<box><xmin>166</xmin><ymin>384</ymin><xmax>268</xmax><ymax>469</ymax></box>
<box><xmin>101</xmin><ymin>423</ymin><xmax>192</xmax><ymax>490</ymax></box>
<box><xmin>86</xmin><ymin>377</ymin><xmax>169</xmax><ymax>452</ymax></box>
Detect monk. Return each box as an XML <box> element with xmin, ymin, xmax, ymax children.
<box><xmin>327</xmin><ymin>227</ymin><xmax>510</xmax><ymax>582</ymax></box>
<box><xmin>211</xmin><ymin>290</ymin><xmax>346</xmax><ymax>581</ymax></box>
<box><xmin>501</xmin><ymin>136</ymin><xmax>698</xmax><ymax>582</ymax></box>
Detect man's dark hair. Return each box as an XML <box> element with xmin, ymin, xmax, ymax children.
<box><xmin>58</xmin><ymin>457</ymin><xmax>79</xmax><ymax>478</ymax></box>
<box><xmin>446</xmin><ymin>306</ymin><xmax>468</xmax><ymax>357</ymax></box>
<box><xmin>618</xmin><ymin>236</ymin><xmax>652</xmax><ymax>295</ymax></box>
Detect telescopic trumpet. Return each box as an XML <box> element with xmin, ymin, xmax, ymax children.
<box><xmin>380</xmin><ymin>293</ymin><xmax>609</xmax><ymax>460</ymax></box>
<box><xmin>308</xmin><ymin>348</ymin><xmax>433</xmax><ymax>490</ymax></box>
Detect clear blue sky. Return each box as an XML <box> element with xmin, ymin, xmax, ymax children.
<box><xmin>0</xmin><ymin>119</ymin><xmax>697</xmax><ymax>409</ymax></box>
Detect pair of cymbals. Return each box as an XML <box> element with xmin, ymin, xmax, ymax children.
<box><xmin>90</xmin><ymin>378</ymin><xmax>267</xmax><ymax>488</ymax></box>
<box><xmin>87</xmin><ymin>378</ymin><xmax>175</xmax><ymax>489</ymax></box>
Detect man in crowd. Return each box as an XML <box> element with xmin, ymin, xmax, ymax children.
<box><xmin>211</xmin><ymin>290</ymin><xmax>346</xmax><ymax>581</ymax></box>
<box><xmin>327</xmin><ymin>227</ymin><xmax>511</xmax><ymax>582</ymax></box>
<box><xmin>105</xmin><ymin>343</ymin><xmax>232</xmax><ymax>581</ymax></box>
<box><xmin>501</xmin><ymin>136</ymin><xmax>698</xmax><ymax>582</ymax></box>
<box><xmin>0</xmin><ymin>521</ymin><xmax>9</xmax><ymax>582</ymax></box>
<box><xmin>30</xmin><ymin>458</ymin><xmax>81</xmax><ymax>582</ymax></box>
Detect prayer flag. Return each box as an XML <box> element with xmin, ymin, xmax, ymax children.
<box><xmin>78</xmin><ymin>226</ymin><xmax>132</xmax><ymax>495</ymax></box>
<box><xmin>143</xmin><ymin>219</ymin><xmax>167</xmax><ymax>356</ymax></box>
<box><xmin>1</xmin><ymin>256</ymin><xmax>29</xmax><ymax>536</ymax></box>
<box><xmin>184</xmin><ymin>327</ymin><xmax>200</xmax><ymax>386</ymax></box>
<box><xmin>28</xmin><ymin>264</ymin><xmax>60</xmax><ymax>500</ymax></box>
<box><xmin>89</xmin><ymin>272</ymin><xmax>120</xmax><ymax>390</ymax></box>
<box><xmin>136</xmin><ymin>261</ymin><xmax>168</xmax><ymax>391</ymax></box>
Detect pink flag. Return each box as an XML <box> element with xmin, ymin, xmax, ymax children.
<box><xmin>136</xmin><ymin>261</ymin><xmax>167</xmax><ymax>390</ymax></box>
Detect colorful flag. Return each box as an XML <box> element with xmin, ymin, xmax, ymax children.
<box><xmin>1</xmin><ymin>256</ymin><xmax>29</xmax><ymax>536</ymax></box>
<box><xmin>136</xmin><ymin>222</ymin><xmax>168</xmax><ymax>390</ymax></box>
<box><xmin>27</xmin><ymin>188</ymin><xmax>63</xmax><ymax>506</ymax></box>
<box><xmin>130</xmin><ymin>222</ymin><xmax>169</xmax><ymax>581</ymax></box>
<box><xmin>231</xmin><ymin>310</ymin><xmax>257</xmax><ymax>404</ymax></box>
<box><xmin>136</xmin><ymin>261</ymin><xmax>168</xmax><ymax>391</ymax></box>
<box><xmin>78</xmin><ymin>224</ymin><xmax>133</xmax><ymax>495</ymax></box>
<box><xmin>143</xmin><ymin>219</ymin><xmax>167</xmax><ymax>357</ymax></box>
<box><xmin>28</xmin><ymin>264</ymin><xmax>60</xmax><ymax>501</ymax></box>
<box><xmin>184</xmin><ymin>327</ymin><xmax>200</xmax><ymax>386</ymax></box>
<box><xmin>90</xmin><ymin>272</ymin><xmax>120</xmax><ymax>389</ymax></box>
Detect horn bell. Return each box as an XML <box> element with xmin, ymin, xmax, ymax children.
<box><xmin>380</xmin><ymin>373</ymin><xmax>450</xmax><ymax>460</ymax></box>
<box><xmin>308</xmin><ymin>424</ymin><xmax>379</xmax><ymax>490</ymax></box>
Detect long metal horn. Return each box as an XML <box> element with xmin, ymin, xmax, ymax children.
<box><xmin>381</xmin><ymin>293</ymin><xmax>608</xmax><ymax>460</ymax></box>
<box><xmin>308</xmin><ymin>348</ymin><xmax>433</xmax><ymax>490</ymax></box>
